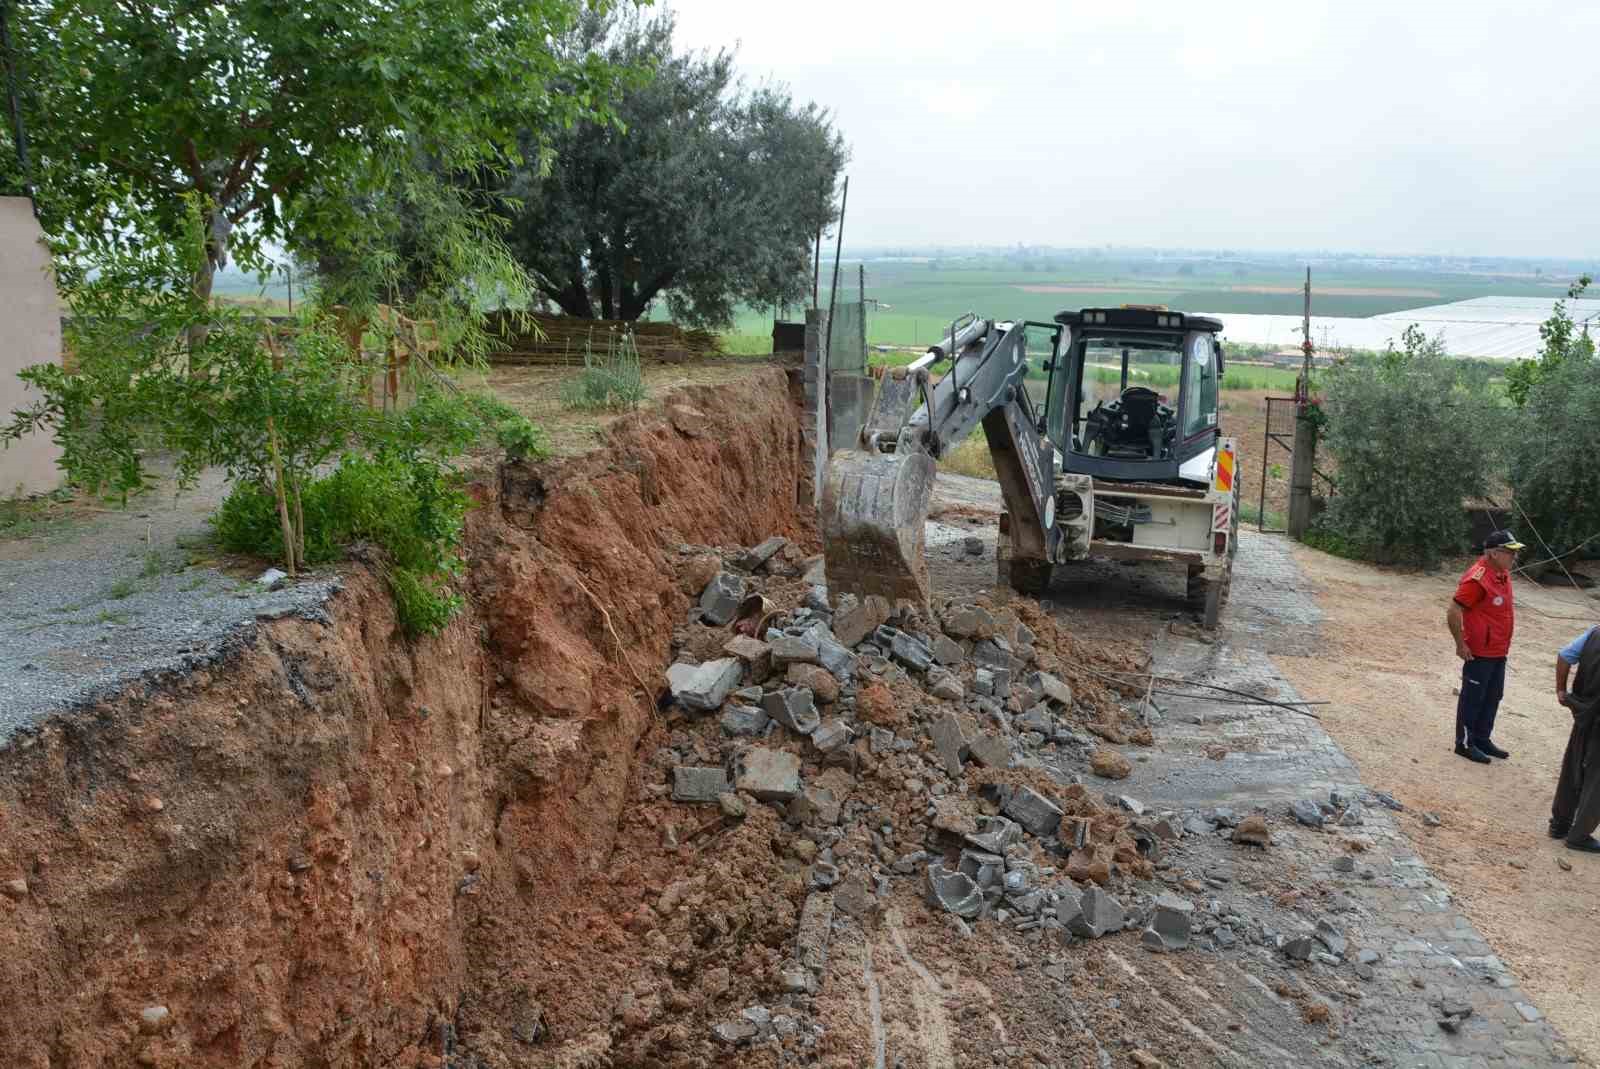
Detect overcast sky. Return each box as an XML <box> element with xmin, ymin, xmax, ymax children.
<box><xmin>669</xmin><ymin>1</ymin><xmax>1600</xmax><ymax>259</ymax></box>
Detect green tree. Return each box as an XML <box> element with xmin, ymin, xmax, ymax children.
<box><xmin>504</xmin><ymin>7</ymin><xmax>847</xmax><ymax>327</ymax></box>
<box><xmin>1504</xmin><ymin>277</ymin><xmax>1594</xmax><ymax>406</ymax></box>
<box><xmin>1316</xmin><ymin>326</ymin><xmax>1505</xmax><ymax>566</ymax></box>
<box><xmin>7</xmin><ymin>0</ymin><xmax>617</xmax><ymax>303</ymax></box>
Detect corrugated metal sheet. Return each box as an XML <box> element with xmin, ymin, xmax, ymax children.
<box><xmin>1204</xmin><ymin>296</ymin><xmax>1600</xmax><ymax>361</ymax></box>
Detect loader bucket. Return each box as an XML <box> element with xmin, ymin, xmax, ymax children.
<box><xmin>821</xmin><ymin>451</ymin><xmax>937</xmax><ymax>609</ymax></box>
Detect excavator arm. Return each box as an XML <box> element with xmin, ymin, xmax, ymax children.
<box><xmin>821</xmin><ymin>318</ymin><xmax>1059</xmax><ymax>608</ymax></box>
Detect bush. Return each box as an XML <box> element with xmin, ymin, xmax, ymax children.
<box><xmin>560</xmin><ymin>330</ymin><xmax>646</xmax><ymax>411</ymax></box>
<box><xmin>1508</xmin><ymin>355</ymin><xmax>1600</xmax><ymax>558</ymax></box>
<box><xmin>1316</xmin><ymin>326</ymin><xmax>1505</xmax><ymax>567</ymax></box>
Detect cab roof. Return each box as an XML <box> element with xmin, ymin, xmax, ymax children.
<box><xmin>1054</xmin><ymin>307</ymin><xmax>1223</xmax><ymax>333</ymax></box>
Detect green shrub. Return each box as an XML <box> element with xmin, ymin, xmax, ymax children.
<box><xmin>1316</xmin><ymin>326</ymin><xmax>1505</xmax><ymax>567</ymax></box>
<box><xmin>560</xmin><ymin>330</ymin><xmax>646</xmax><ymax>411</ymax></box>
<box><xmin>1508</xmin><ymin>355</ymin><xmax>1600</xmax><ymax>557</ymax></box>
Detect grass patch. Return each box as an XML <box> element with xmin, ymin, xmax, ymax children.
<box><xmin>559</xmin><ymin>331</ymin><xmax>647</xmax><ymax>412</ymax></box>
<box><xmin>105</xmin><ymin>576</ymin><xmax>141</xmax><ymax>599</ymax></box>
<box><xmin>0</xmin><ymin>489</ymin><xmax>79</xmax><ymax>542</ymax></box>
<box><xmin>938</xmin><ymin>432</ymin><xmax>998</xmax><ymax>480</ymax></box>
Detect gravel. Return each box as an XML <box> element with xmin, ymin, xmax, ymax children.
<box><xmin>0</xmin><ymin>474</ymin><xmax>339</xmax><ymax>744</ymax></box>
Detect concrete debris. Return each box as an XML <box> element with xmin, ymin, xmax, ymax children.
<box><xmin>712</xmin><ymin>1018</ymin><xmax>760</xmax><ymax>1045</ymax></box>
<box><xmin>667</xmin><ymin>658</ymin><xmax>743</xmax><ymax>712</ymax></box>
<box><xmin>722</xmin><ymin>635</ymin><xmax>773</xmax><ymax>680</ymax></box>
<box><xmin>967</xmin><ymin>732</ymin><xmax>1011</xmax><ymax>769</ymax></box>
<box><xmin>2</xmin><ymin>877</ymin><xmax>27</xmax><ymax>899</ymax></box>
<box><xmin>943</xmin><ymin>604</ymin><xmax>995</xmax><ymax>640</ymax></box>
<box><xmin>796</xmin><ymin>893</ymin><xmax>835</xmax><ymax>972</ymax></box>
<box><xmin>1338</xmin><ymin>803</ymin><xmax>1365</xmax><ymax>827</ymax></box>
<box><xmin>255</xmin><ymin>567</ymin><xmax>288</xmax><ymax>592</ymax></box>
<box><xmin>965</xmin><ymin>815</ymin><xmax>1022</xmax><ymax>854</ymax></box>
<box><xmin>927</xmin><ymin>864</ymin><xmax>984</xmax><ymax>919</ymax></box>
<box><xmin>1016</xmin><ymin>704</ymin><xmax>1053</xmax><ymax>735</ymax></box>
<box><xmin>958</xmin><ymin>849</ymin><xmax>1006</xmax><ymax>889</ymax></box>
<box><xmin>804</xmin><ymin>623</ymin><xmax>858</xmax><ymax>681</ymax></box>
<box><xmin>1213</xmin><ymin>926</ymin><xmax>1237</xmax><ymax>949</ymax></box>
<box><xmin>734</xmin><ymin>747</ymin><xmax>801</xmax><ymax>802</ymax></box>
<box><xmin>735</xmin><ymin>536</ymin><xmax>788</xmax><ymax>572</ymax></box>
<box><xmin>769</xmin><ymin>633</ymin><xmax>821</xmax><ymax>667</ymax></box>
<box><xmin>720</xmin><ymin>705</ymin><xmax>770</xmax><ymax>737</ymax></box>
<box><xmin>888</xmin><ymin>630</ymin><xmax>934</xmax><ymax>673</ymax></box>
<box><xmin>762</xmin><ymin>687</ymin><xmax>820</xmax><ymax>734</ymax></box>
<box><xmin>869</xmin><ymin>727</ymin><xmax>896</xmax><ymax>754</ymax></box>
<box><xmin>1422</xmin><ymin>811</ymin><xmax>1442</xmax><ymax>827</ymax></box>
<box><xmin>972</xmin><ymin>638</ymin><xmax>1012</xmax><ymax>670</ymax></box>
<box><xmin>974</xmin><ymin>667</ymin><xmax>995</xmax><ymax>697</ymax></box>
<box><xmin>1210</xmin><ymin>807</ymin><xmax>1240</xmax><ymax>828</ymax></box>
<box><xmin>832</xmin><ymin>594</ymin><xmax>891</xmax><ymax>648</ymax></box>
<box><xmin>1183</xmin><ymin>816</ymin><xmax>1214</xmax><ymax>837</ymax></box>
<box><xmin>1369</xmin><ymin>790</ymin><xmax>1404</xmax><ymax>811</ymax></box>
<box><xmin>1089</xmin><ymin>748</ymin><xmax>1132</xmax><ymax>780</ymax></box>
<box><xmin>718</xmin><ymin>792</ymin><xmax>747</xmax><ymax>819</ymax></box>
<box><xmin>1437</xmin><ymin>1014</ymin><xmax>1464</xmax><ymax>1034</ymax></box>
<box><xmin>931</xmin><ymin>633</ymin><xmax>965</xmax><ymax>667</ymax></box>
<box><xmin>1357</xmin><ymin>948</ymin><xmax>1381</xmax><ymax>966</ymax></box>
<box><xmin>1438</xmin><ymin>997</ymin><xmax>1473</xmax><ymax>1019</ymax></box>
<box><xmin>834</xmin><ymin>873</ymin><xmax>881</xmax><ymax>923</ymax></box>
<box><xmin>1067</xmin><ymin>887</ymin><xmax>1126</xmax><ymax>938</ymax></box>
<box><xmin>809</xmin><ymin>718</ymin><xmax>851</xmax><ymax>755</ymax></box>
<box><xmin>1332</xmin><ymin>855</ymin><xmax>1356</xmax><ymax>873</ymax></box>
<box><xmin>1315</xmin><ymin>920</ymin><xmax>1347</xmax><ymax>957</ymax></box>
<box><xmin>963</xmin><ymin>535</ymin><xmax>984</xmax><ymax>555</ymax></box>
<box><xmin>1290</xmin><ymin>799</ymin><xmax>1325</xmax><ymax>827</ymax></box>
<box><xmin>1233</xmin><ymin>814</ymin><xmax>1271</xmax><ymax>847</ymax></box>
<box><xmin>1149</xmin><ymin>817</ymin><xmax>1184</xmax><ymax>841</ymax></box>
<box><xmin>1142</xmin><ymin>899</ymin><xmax>1193</xmax><ymax>952</ymax></box>
<box><xmin>780</xmin><ymin>965</ymin><xmax>817</xmax><ymax>994</ymax></box>
<box><xmin>700</xmin><ymin>572</ymin><xmax>744</xmax><ymax>625</ymax></box>
<box><xmin>930</xmin><ymin>797</ymin><xmax>978</xmax><ymax>838</ymax></box>
<box><xmin>803</xmin><ymin>585</ymin><xmax>830</xmax><ymax>613</ymax></box>
<box><xmin>788</xmin><ymin>786</ymin><xmax>841</xmax><ymax>826</ymax></box>
<box><xmin>1035</xmin><ymin>671</ymin><xmax>1073</xmax><ymax>707</ymax></box>
<box><xmin>671</xmin><ymin>766</ymin><xmax>729</xmax><ymax>803</ymax></box>
<box><xmin>1283</xmin><ymin>936</ymin><xmax>1315</xmax><ymax>961</ymax></box>
<box><xmin>1515</xmin><ymin>1002</ymin><xmax>1543</xmax><ymax>1023</ymax></box>
<box><xmin>1003</xmin><ymin>786</ymin><xmax>1064</xmax><ymax>837</ymax></box>
<box><xmin>809</xmin><ymin>861</ymin><xmax>840</xmax><ymax>889</ymax></box>
<box><xmin>1117</xmin><ymin>795</ymin><xmax>1146</xmax><ymax>817</ymax></box>
<box><xmin>928</xmin><ymin>668</ymin><xmax>965</xmax><ymax>701</ymax></box>
<box><xmin>786</xmin><ymin>662</ymin><xmax>839</xmax><ymax>703</ymax></box>
<box><xmin>138</xmin><ymin>1006</ymin><xmax>172</xmax><ymax>1035</ymax></box>
<box><xmin>928</xmin><ymin>713</ymin><xmax>969</xmax><ymax>778</ymax></box>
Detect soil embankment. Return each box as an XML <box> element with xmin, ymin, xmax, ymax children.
<box><xmin>0</xmin><ymin>369</ymin><xmax>807</xmax><ymax>1068</ymax></box>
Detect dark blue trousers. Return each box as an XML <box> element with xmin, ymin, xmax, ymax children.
<box><xmin>1456</xmin><ymin>657</ymin><xmax>1506</xmax><ymax>749</ymax></box>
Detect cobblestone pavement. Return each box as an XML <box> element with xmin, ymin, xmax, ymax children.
<box><xmin>1115</xmin><ymin>530</ymin><xmax>1578</xmax><ymax>1067</ymax></box>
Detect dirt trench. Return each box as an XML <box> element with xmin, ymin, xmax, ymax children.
<box><xmin>0</xmin><ymin>369</ymin><xmax>809</xmax><ymax>1069</ymax></box>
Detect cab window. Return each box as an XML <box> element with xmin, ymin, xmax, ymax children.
<box><xmin>1183</xmin><ymin>333</ymin><xmax>1218</xmax><ymax>439</ymax></box>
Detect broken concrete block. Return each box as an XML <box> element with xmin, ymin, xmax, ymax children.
<box><xmin>720</xmin><ymin>705</ymin><xmax>770</xmax><ymax>737</ymax></box>
<box><xmin>762</xmin><ymin>687</ymin><xmax>820</xmax><ymax>734</ymax></box>
<box><xmin>788</xmin><ymin>786</ymin><xmax>841</xmax><ymax>826</ymax></box>
<box><xmin>1210</xmin><ymin>807</ymin><xmax>1240</xmax><ymax>828</ymax></box>
<box><xmin>1315</xmin><ymin>920</ymin><xmax>1347</xmax><ymax>958</ymax></box>
<box><xmin>869</xmin><ymin>727</ymin><xmax>896</xmax><ymax>754</ymax></box>
<box><xmin>972</xmin><ymin>638</ymin><xmax>1012</xmax><ymax>670</ymax></box>
<box><xmin>735</xmin><ymin>747</ymin><xmax>801</xmax><ymax>802</ymax></box>
<box><xmin>810</xmin><ymin>718</ymin><xmax>851</xmax><ymax>755</ymax></box>
<box><xmin>769</xmin><ymin>633</ymin><xmax>821</xmax><ymax>667</ymax></box>
<box><xmin>1118</xmin><ymin>795</ymin><xmax>1146</xmax><ymax>817</ymax></box>
<box><xmin>718</xmin><ymin>792</ymin><xmax>747</xmax><ymax>819</ymax></box>
<box><xmin>967</xmin><ymin>732</ymin><xmax>1011</xmax><ymax>769</ymax></box>
<box><xmin>927</xmin><ymin>864</ymin><xmax>983</xmax><ymax>918</ymax></box>
<box><xmin>1035</xmin><ymin>671</ymin><xmax>1073</xmax><ymax>707</ymax></box>
<box><xmin>1002</xmin><ymin>786</ymin><xmax>1063</xmax><ymax>838</ymax></box>
<box><xmin>803</xmin><ymin>622</ymin><xmax>858</xmax><ymax>681</ymax></box>
<box><xmin>735</xmin><ymin>535</ymin><xmax>789</xmax><ymax>572</ymax></box>
<box><xmin>1017</xmin><ymin>704</ymin><xmax>1053</xmax><ymax>735</ymax></box>
<box><xmin>700</xmin><ymin>572</ymin><xmax>744</xmax><ymax>625</ymax></box>
<box><xmin>943</xmin><ymin>605</ymin><xmax>995</xmax><ymax>640</ymax></box>
<box><xmin>888</xmin><ymin>631</ymin><xmax>933</xmax><ymax>673</ymax></box>
<box><xmin>1149</xmin><ymin>817</ymin><xmax>1184</xmax><ymax>841</ymax></box>
<box><xmin>1142</xmin><ymin>899</ymin><xmax>1193</xmax><ymax>952</ymax></box>
<box><xmin>931</xmin><ymin>634</ymin><xmax>965</xmax><ymax>668</ymax></box>
<box><xmin>834</xmin><ymin>873</ymin><xmax>880</xmax><ymax>924</ymax></box>
<box><xmin>928</xmin><ymin>668</ymin><xmax>965</xmax><ymax>701</ymax></box>
<box><xmin>668</xmin><ymin>658</ymin><xmax>743</xmax><ymax>712</ymax></box>
<box><xmin>974</xmin><ymin>667</ymin><xmax>995</xmax><ymax>697</ymax></box>
<box><xmin>832</xmin><ymin>594</ymin><xmax>891</xmax><ymax>647</ymax></box>
<box><xmin>1283</xmin><ymin>936</ymin><xmax>1315</xmax><ymax>961</ymax></box>
<box><xmin>929</xmin><ymin>713</ymin><xmax>968</xmax><ymax>778</ymax></box>
<box><xmin>723</xmin><ymin>635</ymin><xmax>773</xmax><ymax>680</ymax></box>
<box><xmin>1338</xmin><ymin>803</ymin><xmax>1365</xmax><ymax>827</ymax></box>
<box><xmin>255</xmin><ymin>567</ymin><xmax>288</xmax><ymax>592</ymax></box>
<box><xmin>964</xmin><ymin>815</ymin><xmax>1021</xmax><ymax>854</ymax></box>
<box><xmin>1290</xmin><ymin>799</ymin><xmax>1325</xmax><ymax>828</ymax></box>
<box><xmin>786</xmin><ymin>662</ymin><xmax>839</xmax><ymax>703</ymax></box>
<box><xmin>796</xmin><ymin>892</ymin><xmax>835</xmax><ymax>972</ymax></box>
<box><xmin>957</xmin><ymin>849</ymin><xmax>1006</xmax><ymax>889</ymax></box>
<box><xmin>989</xmin><ymin>667</ymin><xmax>1012</xmax><ymax>699</ymax></box>
<box><xmin>672</xmin><ymin>766</ymin><xmax>729</xmax><ymax>803</ymax></box>
<box><xmin>1068</xmin><ymin>887</ymin><xmax>1125</xmax><ymax>938</ymax></box>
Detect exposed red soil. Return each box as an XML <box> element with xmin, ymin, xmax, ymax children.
<box><xmin>0</xmin><ymin>369</ymin><xmax>809</xmax><ymax>1068</ymax></box>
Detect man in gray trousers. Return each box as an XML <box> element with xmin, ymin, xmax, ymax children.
<box><xmin>1551</xmin><ymin>624</ymin><xmax>1600</xmax><ymax>852</ymax></box>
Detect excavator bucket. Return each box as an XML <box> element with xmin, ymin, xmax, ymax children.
<box><xmin>821</xmin><ymin>450</ymin><xmax>937</xmax><ymax>608</ymax></box>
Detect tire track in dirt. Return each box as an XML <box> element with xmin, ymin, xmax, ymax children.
<box><xmin>883</xmin><ymin>910</ymin><xmax>956</xmax><ymax>1069</ymax></box>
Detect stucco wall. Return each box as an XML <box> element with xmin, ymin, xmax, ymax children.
<box><xmin>0</xmin><ymin>196</ymin><xmax>62</xmax><ymax>497</ymax></box>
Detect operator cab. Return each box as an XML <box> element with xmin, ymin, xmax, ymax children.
<box><xmin>1043</xmin><ymin>307</ymin><xmax>1224</xmax><ymax>485</ymax></box>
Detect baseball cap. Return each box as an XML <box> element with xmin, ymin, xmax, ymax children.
<box><xmin>1483</xmin><ymin>530</ymin><xmax>1526</xmax><ymax>551</ymax></box>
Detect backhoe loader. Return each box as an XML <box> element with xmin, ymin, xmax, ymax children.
<box><xmin>821</xmin><ymin>306</ymin><xmax>1240</xmax><ymax>627</ymax></box>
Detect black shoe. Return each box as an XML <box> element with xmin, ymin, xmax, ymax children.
<box><xmin>1551</xmin><ymin>820</ymin><xmax>1573</xmax><ymax>839</ymax></box>
<box><xmin>1565</xmin><ymin>836</ymin><xmax>1600</xmax><ymax>853</ymax></box>
<box><xmin>1475</xmin><ymin>739</ymin><xmax>1510</xmax><ymax>759</ymax></box>
<box><xmin>1454</xmin><ymin>743</ymin><xmax>1491</xmax><ymax>764</ymax></box>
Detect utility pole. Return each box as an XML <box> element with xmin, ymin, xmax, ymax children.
<box><xmin>1288</xmin><ymin>266</ymin><xmax>1316</xmax><ymax>539</ymax></box>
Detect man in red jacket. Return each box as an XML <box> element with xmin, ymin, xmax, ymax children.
<box><xmin>1446</xmin><ymin>530</ymin><xmax>1524</xmax><ymax>763</ymax></box>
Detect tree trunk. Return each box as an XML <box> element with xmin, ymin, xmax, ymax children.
<box><xmin>266</xmin><ymin>420</ymin><xmax>297</xmax><ymax>577</ymax></box>
<box><xmin>185</xmin><ymin>255</ymin><xmax>217</xmax><ymax>373</ymax></box>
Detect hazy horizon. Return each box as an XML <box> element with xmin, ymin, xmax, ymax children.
<box><xmin>670</xmin><ymin>0</ymin><xmax>1600</xmax><ymax>261</ymax></box>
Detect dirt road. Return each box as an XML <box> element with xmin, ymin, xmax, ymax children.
<box><xmin>1278</xmin><ymin>545</ymin><xmax>1600</xmax><ymax>1063</ymax></box>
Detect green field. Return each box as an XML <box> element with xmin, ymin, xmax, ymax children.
<box><xmin>721</xmin><ymin>254</ymin><xmax>1578</xmax><ymax>354</ymax></box>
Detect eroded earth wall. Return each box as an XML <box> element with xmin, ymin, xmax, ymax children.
<box><xmin>0</xmin><ymin>371</ymin><xmax>807</xmax><ymax>1068</ymax></box>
